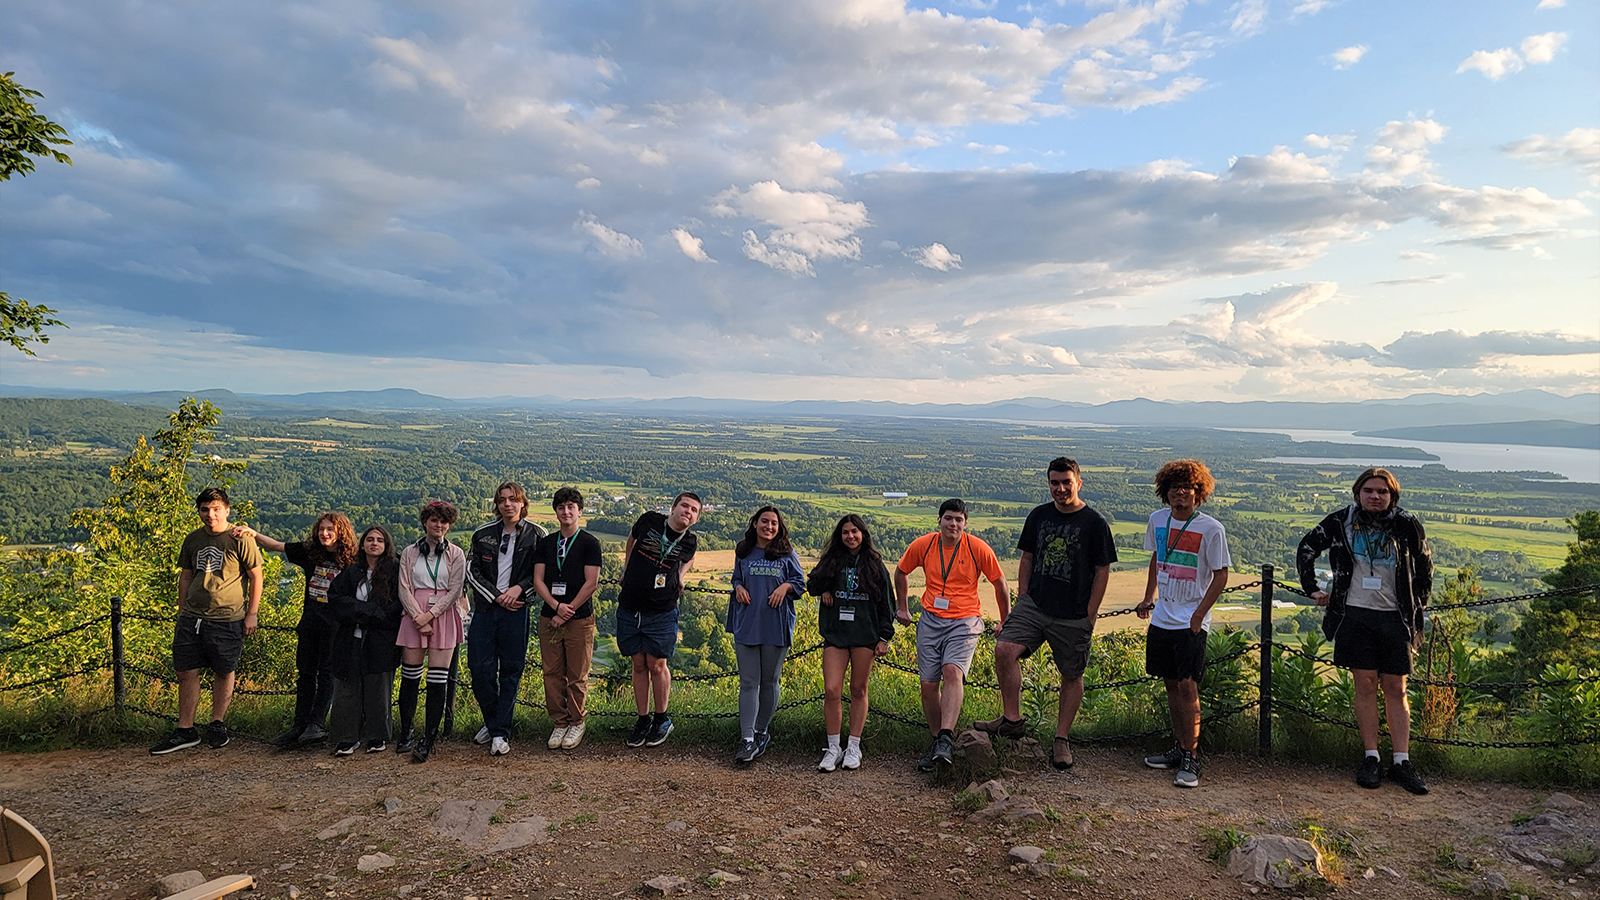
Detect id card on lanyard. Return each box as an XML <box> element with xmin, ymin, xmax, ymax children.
<box><xmin>932</xmin><ymin>535</ymin><xmax>964</xmax><ymax>610</ymax></box>
<box><xmin>652</xmin><ymin>526</ymin><xmax>686</xmax><ymax>590</ymax></box>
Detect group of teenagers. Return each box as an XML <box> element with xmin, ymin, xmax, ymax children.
<box><xmin>148</xmin><ymin>457</ymin><xmax>1435</xmax><ymax>796</ymax></box>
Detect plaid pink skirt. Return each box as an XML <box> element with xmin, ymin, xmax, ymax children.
<box><xmin>396</xmin><ymin>587</ymin><xmax>464</xmax><ymax>649</ymax></box>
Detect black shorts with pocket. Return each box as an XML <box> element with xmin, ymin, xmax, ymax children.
<box><xmin>1145</xmin><ymin>625</ymin><xmax>1208</xmax><ymax>682</ymax></box>
<box><xmin>1331</xmin><ymin>606</ymin><xmax>1412</xmax><ymax>676</ymax></box>
<box><xmin>172</xmin><ymin>615</ymin><xmax>246</xmax><ymax>675</ymax></box>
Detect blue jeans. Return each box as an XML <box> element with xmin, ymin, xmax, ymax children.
<box><xmin>467</xmin><ymin>601</ymin><xmax>531</xmax><ymax>738</ymax></box>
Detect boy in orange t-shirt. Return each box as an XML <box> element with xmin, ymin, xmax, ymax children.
<box><xmin>894</xmin><ymin>499</ymin><xmax>1009</xmax><ymax>771</ymax></box>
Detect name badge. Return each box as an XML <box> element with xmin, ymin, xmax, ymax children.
<box><xmin>933</xmin><ymin>596</ymin><xmax>950</xmax><ymax>610</ymax></box>
<box><xmin>654</xmin><ymin>573</ymin><xmax>668</xmax><ymax>589</ymax></box>
<box><xmin>1157</xmin><ymin>570</ymin><xmax>1171</xmax><ymax>584</ymax></box>
<box><xmin>838</xmin><ymin>607</ymin><xmax>856</xmax><ymax>622</ymax></box>
<box><xmin>1361</xmin><ymin>577</ymin><xmax>1383</xmax><ymax>591</ymax></box>
<box><xmin>353</xmin><ymin>626</ymin><xmax>363</xmax><ymax>639</ymax></box>
<box><xmin>551</xmin><ymin>583</ymin><xmax>567</xmax><ymax>597</ymax></box>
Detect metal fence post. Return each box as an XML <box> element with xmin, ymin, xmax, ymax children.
<box><xmin>443</xmin><ymin>644</ymin><xmax>461</xmax><ymax>737</ymax></box>
<box><xmin>1259</xmin><ymin>565</ymin><xmax>1274</xmax><ymax>755</ymax></box>
<box><xmin>110</xmin><ymin>595</ymin><xmax>127</xmax><ymax>713</ymax></box>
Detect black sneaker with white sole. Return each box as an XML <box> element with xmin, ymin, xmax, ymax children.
<box><xmin>645</xmin><ymin>713</ymin><xmax>674</xmax><ymax>747</ymax></box>
<box><xmin>1145</xmin><ymin>744</ymin><xmax>1184</xmax><ymax>770</ymax></box>
<box><xmin>1174</xmin><ymin>752</ymin><xmax>1201</xmax><ymax>788</ymax></box>
<box><xmin>1387</xmin><ymin>759</ymin><xmax>1429</xmax><ymax>795</ymax></box>
<box><xmin>625</xmin><ymin>715</ymin><xmax>652</xmax><ymax>748</ymax></box>
<box><xmin>333</xmin><ymin>742</ymin><xmax>358</xmax><ymax>756</ymax></box>
<box><xmin>205</xmin><ymin>720</ymin><xmax>230</xmax><ymax>749</ymax></box>
<box><xmin>150</xmin><ymin>727</ymin><xmax>201</xmax><ymax>756</ymax></box>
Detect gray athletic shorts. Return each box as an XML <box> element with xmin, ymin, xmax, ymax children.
<box><xmin>995</xmin><ymin>594</ymin><xmax>1093</xmax><ymax>679</ymax></box>
<box><xmin>916</xmin><ymin>613</ymin><xmax>984</xmax><ymax>682</ymax></box>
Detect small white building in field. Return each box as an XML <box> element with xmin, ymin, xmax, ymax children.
<box><xmin>882</xmin><ymin>492</ymin><xmax>908</xmax><ymax>499</ymax></box>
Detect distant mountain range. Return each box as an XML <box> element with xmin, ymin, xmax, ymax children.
<box><xmin>5</xmin><ymin>385</ymin><xmax>1597</xmax><ymax>433</ymax></box>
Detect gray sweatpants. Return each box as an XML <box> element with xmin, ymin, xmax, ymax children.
<box><xmin>735</xmin><ymin>643</ymin><xmax>789</xmax><ymax>740</ymax></box>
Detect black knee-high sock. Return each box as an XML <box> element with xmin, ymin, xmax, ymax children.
<box><xmin>424</xmin><ymin>666</ymin><xmax>450</xmax><ymax>737</ymax></box>
<box><xmin>399</xmin><ymin>664</ymin><xmax>424</xmax><ymax>733</ymax></box>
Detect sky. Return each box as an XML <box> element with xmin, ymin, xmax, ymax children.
<box><xmin>3</xmin><ymin>0</ymin><xmax>1598</xmax><ymax>404</ymax></box>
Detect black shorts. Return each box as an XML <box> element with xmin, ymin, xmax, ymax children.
<box><xmin>1332</xmin><ymin>606</ymin><xmax>1412</xmax><ymax>676</ymax></box>
<box><xmin>1145</xmin><ymin>625</ymin><xmax>1207</xmax><ymax>682</ymax></box>
<box><xmin>172</xmin><ymin>616</ymin><xmax>246</xmax><ymax>675</ymax></box>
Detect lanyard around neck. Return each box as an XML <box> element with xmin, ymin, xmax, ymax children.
<box><xmin>556</xmin><ymin>528</ymin><xmax>581</xmax><ymax>573</ymax></box>
<box><xmin>936</xmin><ymin>534</ymin><xmax>965</xmax><ymax>586</ymax></box>
<box><xmin>1160</xmin><ymin>511</ymin><xmax>1196</xmax><ymax>564</ymax></box>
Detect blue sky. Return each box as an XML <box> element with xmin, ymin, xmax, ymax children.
<box><xmin>3</xmin><ymin>0</ymin><xmax>1596</xmax><ymax>403</ymax></box>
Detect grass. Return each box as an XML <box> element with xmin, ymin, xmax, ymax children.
<box><xmin>1203</xmin><ymin>826</ymin><xmax>1249</xmax><ymax>864</ymax></box>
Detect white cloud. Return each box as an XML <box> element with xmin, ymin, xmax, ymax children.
<box><xmin>1229</xmin><ymin>146</ymin><xmax>1332</xmax><ymax>182</ymax></box>
<box><xmin>908</xmin><ymin>243</ymin><xmax>963</xmax><ymax>271</ymax></box>
<box><xmin>1365</xmin><ymin>118</ymin><xmax>1447</xmax><ymax>183</ymax></box>
<box><xmin>712</xmin><ymin>181</ymin><xmax>870</xmax><ymax>273</ymax></box>
<box><xmin>740</xmin><ymin>230</ymin><xmax>815</xmax><ymax>277</ymax></box>
<box><xmin>1381</xmin><ymin>329</ymin><xmax>1600</xmax><ymax>369</ymax></box>
<box><xmin>670</xmin><ymin>228</ymin><xmax>714</xmax><ymax>263</ymax></box>
<box><xmin>1502</xmin><ymin>127</ymin><xmax>1600</xmax><ymax>185</ymax></box>
<box><xmin>1520</xmin><ymin>31</ymin><xmax>1567</xmax><ymax>64</ymax></box>
<box><xmin>1332</xmin><ymin>45</ymin><xmax>1368</xmax><ymax>69</ymax></box>
<box><xmin>1304</xmin><ymin>133</ymin><xmax>1354</xmax><ymax>149</ymax></box>
<box><xmin>1456</xmin><ymin>48</ymin><xmax>1525</xmax><ymax>80</ymax></box>
<box><xmin>1399</xmin><ymin>249</ymin><xmax>1440</xmax><ymax>262</ymax></box>
<box><xmin>1062</xmin><ymin>59</ymin><xmax>1206</xmax><ymax>110</ymax></box>
<box><xmin>576</xmin><ymin>177</ymin><xmax>602</xmax><ymax>190</ymax></box>
<box><xmin>1292</xmin><ymin>0</ymin><xmax>1334</xmax><ymax>14</ymax></box>
<box><xmin>1230</xmin><ymin>0</ymin><xmax>1269</xmax><ymax>36</ymax></box>
<box><xmin>1537</xmin><ymin>0</ymin><xmax>1565</xmax><ymax>8</ymax></box>
<box><xmin>966</xmin><ymin>142</ymin><xmax>1010</xmax><ymax>156</ymax></box>
<box><xmin>574</xmin><ymin>213</ymin><xmax>645</xmax><ymax>259</ymax></box>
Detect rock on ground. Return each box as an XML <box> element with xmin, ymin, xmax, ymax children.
<box><xmin>488</xmin><ymin>816</ymin><xmax>551</xmax><ymax>852</ymax></box>
<box><xmin>315</xmin><ymin>816</ymin><xmax>363</xmax><ymax>841</ymax></box>
<box><xmin>954</xmin><ymin>729</ymin><xmax>997</xmax><ymax>767</ymax></box>
<box><xmin>357</xmin><ymin>853</ymin><xmax>395</xmax><ymax>873</ymax></box>
<box><xmin>1008</xmin><ymin>846</ymin><xmax>1047</xmax><ymax>865</ymax></box>
<box><xmin>156</xmin><ymin>871</ymin><xmax>206</xmax><ymax>894</ymax></box>
<box><xmin>1225</xmin><ymin>835</ymin><xmax>1324</xmax><ymax>889</ymax></box>
<box><xmin>644</xmin><ymin>874</ymin><xmax>688</xmax><ymax>894</ymax></box>
<box><xmin>431</xmin><ymin>800</ymin><xmax>504</xmax><ymax>845</ymax></box>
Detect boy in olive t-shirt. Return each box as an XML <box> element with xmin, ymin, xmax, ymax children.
<box><xmin>150</xmin><ymin>487</ymin><xmax>264</xmax><ymax>756</ymax></box>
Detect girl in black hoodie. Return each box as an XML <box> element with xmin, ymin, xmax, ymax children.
<box><xmin>326</xmin><ymin>526</ymin><xmax>404</xmax><ymax>755</ymax></box>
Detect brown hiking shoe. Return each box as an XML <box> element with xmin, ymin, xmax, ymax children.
<box><xmin>1052</xmin><ymin>736</ymin><xmax>1074</xmax><ymax>770</ymax></box>
<box><xmin>972</xmin><ymin>714</ymin><xmax>1027</xmax><ymax>739</ymax></box>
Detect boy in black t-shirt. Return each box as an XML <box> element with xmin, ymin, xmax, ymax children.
<box><xmin>616</xmin><ymin>492</ymin><xmax>702</xmax><ymax>748</ymax></box>
<box><xmin>533</xmin><ymin>487</ymin><xmax>604</xmax><ymax>750</ymax></box>
<box><xmin>977</xmin><ymin>458</ymin><xmax>1117</xmax><ymax>771</ymax></box>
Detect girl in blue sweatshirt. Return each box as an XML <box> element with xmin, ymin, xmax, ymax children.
<box><xmin>727</xmin><ymin>505</ymin><xmax>806</xmax><ymax>764</ymax></box>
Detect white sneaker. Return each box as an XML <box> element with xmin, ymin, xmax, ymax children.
<box><xmin>473</xmin><ymin>726</ymin><xmax>491</xmax><ymax>745</ymax></box>
<box><xmin>547</xmin><ymin>726</ymin><xmax>568</xmax><ymax>749</ymax></box>
<box><xmin>817</xmin><ymin>746</ymin><xmax>843</xmax><ymax>772</ymax></box>
<box><xmin>842</xmin><ymin>744</ymin><xmax>862</xmax><ymax>770</ymax></box>
<box><xmin>490</xmin><ymin>736</ymin><xmax>511</xmax><ymax>756</ymax></box>
<box><xmin>560</xmin><ymin>722</ymin><xmax>585</xmax><ymax>749</ymax></box>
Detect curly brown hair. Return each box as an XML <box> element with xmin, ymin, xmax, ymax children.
<box><xmin>418</xmin><ymin>499</ymin><xmax>459</xmax><ymax>526</ymax></box>
<box><xmin>307</xmin><ymin>511</ymin><xmax>358</xmax><ymax>569</ymax></box>
<box><xmin>1154</xmin><ymin>459</ymin><xmax>1215</xmax><ymax>504</ymax></box>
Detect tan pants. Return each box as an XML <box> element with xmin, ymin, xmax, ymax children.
<box><xmin>539</xmin><ymin>615</ymin><xmax>595</xmax><ymax>727</ymax></box>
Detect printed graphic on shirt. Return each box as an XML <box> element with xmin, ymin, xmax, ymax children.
<box><xmin>1035</xmin><ymin>521</ymin><xmax>1083</xmax><ymax>584</ymax></box>
<box><xmin>1351</xmin><ymin>528</ymin><xmax>1395</xmax><ymax>572</ymax></box>
<box><xmin>1155</xmin><ymin>525</ymin><xmax>1204</xmax><ymax>584</ymax></box>
<box><xmin>195</xmin><ymin>545</ymin><xmax>226</xmax><ymax>574</ymax></box>
<box><xmin>745</xmin><ymin>559</ymin><xmax>789</xmax><ymax>579</ymax></box>
<box><xmin>309</xmin><ymin>564</ymin><xmax>339</xmax><ymax>603</ymax></box>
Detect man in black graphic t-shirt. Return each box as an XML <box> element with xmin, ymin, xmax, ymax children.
<box><xmin>617</xmin><ymin>492</ymin><xmax>701</xmax><ymax>748</ymax></box>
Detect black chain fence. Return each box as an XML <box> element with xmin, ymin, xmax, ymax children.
<box><xmin>4</xmin><ymin>570</ymin><xmax>1597</xmax><ymax>755</ymax></box>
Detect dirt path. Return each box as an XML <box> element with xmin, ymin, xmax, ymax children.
<box><xmin>2</xmin><ymin>739</ymin><xmax>1593</xmax><ymax>900</ymax></box>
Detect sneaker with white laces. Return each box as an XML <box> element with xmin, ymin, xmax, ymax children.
<box><xmin>474</xmin><ymin>726</ymin><xmax>492</xmax><ymax>745</ymax></box>
<box><xmin>547</xmin><ymin>726</ymin><xmax>569</xmax><ymax>749</ymax></box>
<box><xmin>560</xmin><ymin>721</ymin><xmax>586</xmax><ymax>749</ymax></box>
<box><xmin>817</xmin><ymin>746</ymin><xmax>843</xmax><ymax>772</ymax></box>
<box><xmin>1145</xmin><ymin>744</ymin><xmax>1185</xmax><ymax>770</ymax></box>
<box><xmin>490</xmin><ymin>736</ymin><xmax>511</xmax><ymax>757</ymax></box>
<box><xmin>1174</xmin><ymin>752</ymin><xmax>1201</xmax><ymax>788</ymax></box>
<box><xmin>842</xmin><ymin>743</ymin><xmax>863</xmax><ymax>770</ymax></box>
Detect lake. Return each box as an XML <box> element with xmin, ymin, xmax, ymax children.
<box><xmin>1236</xmin><ymin>428</ymin><xmax>1600</xmax><ymax>484</ymax></box>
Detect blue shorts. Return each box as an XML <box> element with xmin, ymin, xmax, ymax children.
<box><xmin>616</xmin><ymin>607</ymin><xmax>679</xmax><ymax>659</ymax></box>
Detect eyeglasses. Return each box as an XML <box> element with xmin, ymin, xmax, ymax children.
<box><xmin>499</xmin><ymin>534</ymin><xmax>512</xmax><ymax>552</ymax></box>
<box><xmin>1168</xmin><ymin>485</ymin><xmax>1196</xmax><ymax>494</ymax></box>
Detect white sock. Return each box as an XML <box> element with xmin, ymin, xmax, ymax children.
<box><xmin>1392</xmin><ymin>751</ymin><xmax>1409</xmax><ymax>764</ymax></box>
<box><xmin>1365</xmin><ymin>750</ymin><xmax>1380</xmax><ymax>760</ymax></box>
<box><xmin>847</xmin><ymin>735</ymin><xmax>861</xmax><ymax>751</ymax></box>
<box><xmin>826</xmin><ymin>734</ymin><xmax>841</xmax><ymax>750</ymax></box>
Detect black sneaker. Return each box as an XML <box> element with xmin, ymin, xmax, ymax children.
<box><xmin>365</xmin><ymin>740</ymin><xmax>387</xmax><ymax>754</ymax></box>
<box><xmin>972</xmin><ymin>714</ymin><xmax>1026</xmax><ymax>740</ymax></box>
<box><xmin>299</xmin><ymin>723</ymin><xmax>328</xmax><ymax>744</ymax></box>
<box><xmin>411</xmin><ymin>734</ymin><xmax>433</xmax><ymax>764</ymax></box>
<box><xmin>395</xmin><ymin>728</ymin><xmax>416</xmax><ymax>754</ymax></box>
<box><xmin>1387</xmin><ymin>759</ymin><xmax>1429</xmax><ymax>795</ymax></box>
<box><xmin>1356</xmin><ymin>755</ymin><xmax>1382</xmax><ymax>789</ymax></box>
<box><xmin>1145</xmin><ymin>744</ymin><xmax>1185</xmax><ymax>770</ymax></box>
<box><xmin>271</xmin><ymin>724</ymin><xmax>306</xmax><ymax>749</ymax></box>
<box><xmin>150</xmin><ymin>727</ymin><xmax>201</xmax><ymax>756</ymax></box>
<box><xmin>932</xmin><ymin>733</ymin><xmax>955</xmax><ymax>767</ymax></box>
<box><xmin>752</xmin><ymin>732</ymin><xmax>771</xmax><ymax>760</ymax></box>
<box><xmin>333</xmin><ymin>742</ymin><xmax>358</xmax><ymax>757</ymax></box>
<box><xmin>734</xmin><ymin>738</ymin><xmax>758</xmax><ymax>764</ymax></box>
<box><xmin>645</xmin><ymin>714</ymin><xmax>673</xmax><ymax>747</ymax></box>
<box><xmin>205</xmin><ymin>720</ymin><xmax>230</xmax><ymax>749</ymax></box>
<box><xmin>1174</xmin><ymin>752</ymin><xmax>1201</xmax><ymax>788</ymax></box>
<box><xmin>625</xmin><ymin>715</ymin><xmax>652</xmax><ymax>748</ymax></box>
<box><xmin>916</xmin><ymin>740</ymin><xmax>938</xmax><ymax>772</ymax></box>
